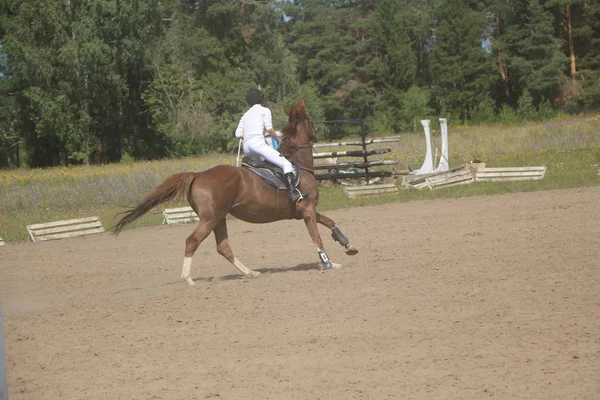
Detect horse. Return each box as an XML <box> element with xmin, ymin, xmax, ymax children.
<box><xmin>112</xmin><ymin>99</ymin><xmax>358</xmax><ymax>285</ymax></box>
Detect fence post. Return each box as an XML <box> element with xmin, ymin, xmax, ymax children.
<box><xmin>360</xmin><ymin>119</ymin><xmax>369</xmax><ymax>183</ymax></box>
<box><xmin>0</xmin><ymin>304</ymin><xmax>7</xmax><ymax>400</ymax></box>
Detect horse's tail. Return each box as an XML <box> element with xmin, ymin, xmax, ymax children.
<box><xmin>112</xmin><ymin>172</ymin><xmax>197</xmax><ymax>234</ymax></box>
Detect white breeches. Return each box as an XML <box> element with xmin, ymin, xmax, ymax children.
<box><xmin>244</xmin><ymin>136</ymin><xmax>294</xmax><ymax>174</ymax></box>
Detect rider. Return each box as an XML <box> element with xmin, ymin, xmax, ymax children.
<box><xmin>235</xmin><ymin>88</ymin><xmax>303</xmax><ymax>203</ymax></box>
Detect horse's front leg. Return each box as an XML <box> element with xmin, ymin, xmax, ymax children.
<box><xmin>316</xmin><ymin>212</ymin><xmax>359</xmax><ymax>256</ymax></box>
<box><xmin>303</xmin><ymin>211</ymin><xmax>341</xmax><ymax>270</ymax></box>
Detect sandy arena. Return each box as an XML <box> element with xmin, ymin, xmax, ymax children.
<box><xmin>1</xmin><ymin>187</ymin><xmax>599</xmax><ymax>399</ymax></box>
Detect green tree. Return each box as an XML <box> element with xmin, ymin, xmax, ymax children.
<box><xmin>289</xmin><ymin>0</ymin><xmax>384</xmax><ymax>126</ymax></box>
<box><xmin>1</xmin><ymin>0</ymin><xmax>163</xmax><ymax>166</ymax></box>
<box><xmin>430</xmin><ymin>0</ymin><xmax>496</xmax><ymax>121</ymax></box>
<box><xmin>504</xmin><ymin>0</ymin><xmax>568</xmax><ymax>106</ymax></box>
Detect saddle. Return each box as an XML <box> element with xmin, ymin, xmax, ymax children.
<box><xmin>241</xmin><ymin>156</ymin><xmax>300</xmax><ymax>191</ymax></box>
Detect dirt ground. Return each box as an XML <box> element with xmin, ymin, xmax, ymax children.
<box><xmin>1</xmin><ymin>187</ymin><xmax>599</xmax><ymax>400</ymax></box>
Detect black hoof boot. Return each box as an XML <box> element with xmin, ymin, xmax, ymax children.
<box><xmin>284</xmin><ymin>172</ymin><xmax>303</xmax><ymax>203</ymax></box>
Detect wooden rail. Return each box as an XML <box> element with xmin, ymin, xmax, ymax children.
<box><xmin>313</xmin><ymin>136</ymin><xmax>400</xmax><ymax>148</ymax></box>
<box><xmin>162</xmin><ymin>207</ymin><xmax>199</xmax><ymax>225</ymax></box>
<box><xmin>312</xmin><ymin>148</ymin><xmax>391</xmax><ymax>159</ymax></box>
<box><xmin>26</xmin><ymin>216</ymin><xmax>105</xmax><ymax>242</ymax></box>
<box><xmin>475</xmin><ymin>167</ymin><xmax>547</xmax><ymax>182</ymax></box>
<box><xmin>315</xmin><ymin>171</ymin><xmax>392</xmax><ymax>181</ymax></box>
<box><xmin>343</xmin><ymin>183</ymin><xmax>398</xmax><ymax>198</ymax></box>
<box><xmin>313</xmin><ymin>160</ymin><xmax>396</xmax><ymax>170</ymax></box>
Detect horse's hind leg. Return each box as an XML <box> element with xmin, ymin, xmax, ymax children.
<box><xmin>214</xmin><ymin>219</ymin><xmax>260</xmax><ymax>278</ymax></box>
<box><xmin>181</xmin><ymin>220</ymin><xmax>217</xmax><ymax>286</ymax></box>
<box><xmin>316</xmin><ymin>212</ymin><xmax>359</xmax><ymax>256</ymax></box>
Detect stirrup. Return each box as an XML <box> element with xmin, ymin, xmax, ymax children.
<box><xmin>288</xmin><ymin>188</ymin><xmax>304</xmax><ymax>203</ymax></box>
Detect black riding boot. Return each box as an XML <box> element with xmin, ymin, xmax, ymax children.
<box><xmin>284</xmin><ymin>172</ymin><xmax>303</xmax><ymax>203</ymax></box>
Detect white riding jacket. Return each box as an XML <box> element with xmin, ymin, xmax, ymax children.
<box><xmin>235</xmin><ymin>104</ymin><xmax>273</xmax><ymax>142</ymax></box>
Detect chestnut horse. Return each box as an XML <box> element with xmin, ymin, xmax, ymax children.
<box><xmin>113</xmin><ymin>99</ymin><xmax>358</xmax><ymax>285</ymax></box>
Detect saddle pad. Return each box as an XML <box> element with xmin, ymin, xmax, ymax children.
<box><xmin>241</xmin><ymin>156</ymin><xmax>300</xmax><ymax>190</ymax></box>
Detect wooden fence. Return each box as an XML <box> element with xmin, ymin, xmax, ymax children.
<box><xmin>312</xmin><ymin>119</ymin><xmax>400</xmax><ymax>183</ymax></box>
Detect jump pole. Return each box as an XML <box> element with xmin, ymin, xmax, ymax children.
<box><xmin>0</xmin><ymin>303</ymin><xmax>7</xmax><ymax>400</ymax></box>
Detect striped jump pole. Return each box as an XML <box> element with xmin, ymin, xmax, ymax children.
<box><xmin>312</xmin><ymin>136</ymin><xmax>400</xmax><ymax>148</ymax></box>
<box><xmin>313</xmin><ymin>160</ymin><xmax>397</xmax><ymax>170</ymax></box>
<box><xmin>312</xmin><ymin>148</ymin><xmax>391</xmax><ymax>159</ymax></box>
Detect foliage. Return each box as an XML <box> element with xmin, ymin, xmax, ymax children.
<box><xmin>1</xmin><ymin>0</ymin><xmax>599</xmax><ymax>168</ymax></box>
<box><xmin>430</xmin><ymin>0</ymin><xmax>496</xmax><ymax>122</ymax></box>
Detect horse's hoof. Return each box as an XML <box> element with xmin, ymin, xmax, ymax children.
<box><xmin>182</xmin><ymin>277</ymin><xmax>196</xmax><ymax>286</ymax></box>
<box><xmin>248</xmin><ymin>271</ymin><xmax>261</xmax><ymax>278</ymax></box>
<box><xmin>321</xmin><ymin>261</ymin><xmax>342</xmax><ymax>270</ymax></box>
<box><xmin>345</xmin><ymin>245</ymin><xmax>359</xmax><ymax>256</ymax></box>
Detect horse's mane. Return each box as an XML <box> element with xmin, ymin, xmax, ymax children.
<box><xmin>281</xmin><ymin>101</ymin><xmax>307</xmax><ymax>138</ymax></box>
<box><xmin>280</xmin><ymin>100</ymin><xmax>307</xmax><ymax>156</ymax></box>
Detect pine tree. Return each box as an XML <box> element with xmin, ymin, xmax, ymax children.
<box><xmin>289</xmin><ymin>0</ymin><xmax>383</xmax><ymax>124</ymax></box>
<box><xmin>504</xmin><ymin>0</ymin><xmax>568</xmax><ymax>106</ymax></box>
<box><xmin>430</xmin><ymin>0</ymin><xmax>496</xmax><ymax>121</ymax></box>
<box><xmin>376</xmin><ymin>0</ymin><xmax>433</xmax><ymax>131</ymax></box>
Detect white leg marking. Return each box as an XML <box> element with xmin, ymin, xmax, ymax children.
<box><xmin>181</xmin><ymin>257</ymin><xmax>196</xmax><ymax>286</ymax></box>
<box><xmin>233</xmin><ymin>257</ymin><xmax>260</xmax><ymax>278</ymax></box>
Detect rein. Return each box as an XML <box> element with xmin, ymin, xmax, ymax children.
<box><xmin>280</xmin><ymin>115</ymin><xmax>317</xmax><ymax>173</ymax></box>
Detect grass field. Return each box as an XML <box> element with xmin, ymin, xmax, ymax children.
<box><xmin>1</xmin><ymin>114</ymin><xmax>599</xmax><ymax>243</ymax></box>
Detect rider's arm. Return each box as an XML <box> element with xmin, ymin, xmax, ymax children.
<box><xmin>235</xmin><ymin>118</ymin><xmax>244</xmax><ymax>138</ymax></box>
<box><xmin>263</xmin><ymin>108</ymin><xmax>281</xmax><ymax>144</ymax></box>
<box><xmin>266</xmin><ymin>128</ymin><xmax>281</xmax><ymax>144</ymax></box>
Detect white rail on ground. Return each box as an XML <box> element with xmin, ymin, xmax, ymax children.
<box><xmin>475</xmin><ymin>167</ymin><xmax>547</xmax><ymax>182</ymax></box>
<box><xmin>343</xmin><ymin>183</ymin><xmax>398</xmax><ymax>198</ymax></box>
<box><xmin>26</xmin><ymin>216</ymin><xmax>105</xmax><ymax>242</ymax></box>
<box><xmin>162</xmin><ymin>207</ymin><xmax>199</xmax><ymax>225</ymax></box>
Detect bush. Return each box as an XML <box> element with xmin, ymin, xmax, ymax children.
<box><xmin>499</xmin><ymin>104</ymin><xmax>519</xmax><ymax>125</ymax></box>
<box><xmin>470</xmin><ymin>97</ymin><xmax>496</xmax><ymax>124</ymax></box>
<box><xmin>517</xmin><ymin>90</ymin><xmax>536</xmax><ymax>121</ymax></box>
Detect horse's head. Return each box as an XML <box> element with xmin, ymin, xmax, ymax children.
<box><xmin>281</xmin><ymin>99</ymin><xmax>316</xmax><ymax>170</ymax></box>
<box><xmin>282</xmin><ymin>99</ymin><xmax>316</xmax><ymax>144</ymax></box>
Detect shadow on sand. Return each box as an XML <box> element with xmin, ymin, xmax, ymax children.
<box><xmin>192</xmin><ymin>262</ymin><xmax>321</xmax><ymax>283</ymax></box>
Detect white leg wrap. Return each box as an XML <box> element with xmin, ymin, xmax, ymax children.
<box><xmin>233</xmin><ymin>257</ymin><xmax>260</xmax><ymax>278</ymax></box>
<box><xmin>315</xmin><ymin>246</ymin><xmax>342</xmax><ymax>270</ymax></box>
<box><xmin>181</xmin><ymin>257</ymin><xmax>195</xmax><ymax>286</ymax></box>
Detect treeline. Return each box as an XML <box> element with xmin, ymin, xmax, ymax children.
<box><xmin>1</xmin><ymin>0</ymin><xmax>599</xmax><ymax>168</ymax></box>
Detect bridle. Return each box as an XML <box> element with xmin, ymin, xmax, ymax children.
<box><xmin>297</xmin><ymin>115</ymin><xmax>317</xmax><ymax>149</ymax></box>
<box><xmin>279</xmin><ymin>114</ymin><xmax>317</xmax><ymax>174</ymax></box>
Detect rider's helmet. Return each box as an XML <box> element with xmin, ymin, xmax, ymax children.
<box><xmin>246</xmin><ymin>88</ymin><xmax>264</xmax><ymax>107</ymax></box>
